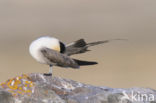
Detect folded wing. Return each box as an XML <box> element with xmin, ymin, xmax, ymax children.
<box><xmin>40</xmin><ymin>47</ymin><xmax>79</xmax><ymax>68</ymax></box>
<box><xmin>40</xmin><ymin>48</ymin><xmax>98</xmax><ymax>69</ymax></box>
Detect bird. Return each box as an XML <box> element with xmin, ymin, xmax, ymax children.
<box><xmin>29</xmin><ymin>36</ymin><xmax>124</xmax><ymax>76</ymax></box>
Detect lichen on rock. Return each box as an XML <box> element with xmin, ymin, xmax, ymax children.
<box><xmin>0</xmin><ymin>73</ymin><xmax>156</xmax><ymax>103</ymax></box>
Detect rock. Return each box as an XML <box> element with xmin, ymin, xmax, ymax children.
<box><xmin>0</xmin><ymin>88</ymin><xmax>14</xmax><ymax>103</ymax></box>
<box><xmin>0</xmin><ymin>73</ymin><xmax>156</xmax><ymax>103</ymax></box>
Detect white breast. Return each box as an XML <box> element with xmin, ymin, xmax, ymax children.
<box><xmin>29</xmin><ymin>36</ymin><xmax>60</xmax><ymax>64</ymax></box>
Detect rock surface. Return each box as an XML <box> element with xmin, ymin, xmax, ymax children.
<box><xmin>0</xmin><ymin>73</ymin><xmax>156</xmax><ymax>103</ymax></box>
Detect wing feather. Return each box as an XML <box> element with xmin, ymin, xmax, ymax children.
<box><xmin>40</xmin><ymin>48</ymin><xmax>79</xmax><ymax>68</ymax></box>
<box><xmin>65</xmin><ymin>39</ymin><xmax>108</xmax><ymax>56</ymax></box>
<box><xmin>65</xmin><ymin>38</ymin><xmax>127</xmax><ymax>56</ymax></box>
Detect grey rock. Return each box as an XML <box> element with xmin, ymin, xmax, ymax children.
<box><xmin>0</xmin><ymin>88</ymin><xmax>14</xmax><ymax>103</ymax></box>
<box><xmin>0</xmin><ymin>73</ymin><xmax>156</xmax><ymax>103</ymax></box>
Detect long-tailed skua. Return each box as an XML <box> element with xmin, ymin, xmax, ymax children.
<box><xmin>29</xmin><ymin>36</ymin><xmax>124</xmax><ymax>76</ymax></box>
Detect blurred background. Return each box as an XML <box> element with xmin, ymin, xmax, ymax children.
<box><xmin>0</xmin><ymin>0</ymin><xmax>156</xmax><ymax>89</ymax></box>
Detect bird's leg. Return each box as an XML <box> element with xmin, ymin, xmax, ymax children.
<box><xmin>44</xmin><ymin>64</ymin><xmax>53</xmax><ymax>76</ymax></box>
<box><xmin>49</xmin><ymin>64</ymin><xmax>53</xmax><ymax>74</ymax></box>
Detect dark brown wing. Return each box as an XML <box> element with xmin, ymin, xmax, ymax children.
<box><xmin>40</xmin><ymin>47</ymin><xmax>98</xmax><ymax>68</ymax></box>
<box><xmin>65</xmin><ymin>38</ymin><xmax>127</xmax><ymax>56</ymax></box>
<box><xmin>65</xmin><ymin>39</ymin><xmax>88</xmax><ymax>56</ymax></box>
<box><xmin>40</xmin><ymin>47</ymin><xmax>79</xmax><ymax>68</ymax></box>
<box><xmin>65</xmin><ymin>39</ymin><xmax>109</xmax><ymax>56</ymax></box>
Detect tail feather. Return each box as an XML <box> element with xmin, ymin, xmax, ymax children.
<box><xmin>74</xmin><ymin>59</ymin><xmax>98</xmax><ymax>66</ymax></box>
<box><xmin>87</xmin><ymin>38</ymin><xmax>127</xmax><ymax>47</ymax></box>
<box><xmin>87</xmin><ymin>40</ymin><xmax>109</xmax><ymax>47</ymax></box>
